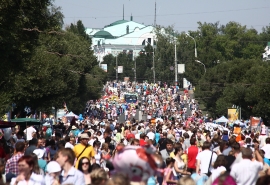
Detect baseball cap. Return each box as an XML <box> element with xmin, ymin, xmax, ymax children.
<box><xmin>33</xmin><ymin>149</ymin><xmax>45</xmax><ymax>159</ymax></box>
<box><xmin>127</xmin><ymin>133</ymin><xmax>135</xmax><ymax>141</ymax></box>
<box><xmin>46</xmin><ymin>161</ymin><xmax>61</xmax><ymax>174</ymax></box>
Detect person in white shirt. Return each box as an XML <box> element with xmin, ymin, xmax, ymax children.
<box><xmin>147</xmin><ymin>128</ymin><xmax>155</xmax><ymax>141</ymax></box>
<box><xmin>261</xmin><ymin>137</ymin><xmax>270</xmax><ymax>160</ymax></box>
<box><xmin>196</xmin><ymin>141</ymin><xmax>217</xmax><ymax>175</ymax></box>
<box><xmin>230</xmin><ymin>147</ymin><xmax>263</xmax><ymax>185</ymax></box>
<box><xmin>64</xmin><ymin>136</ymin><xmax>74</xmax><ymax>149</ymax></box>
<box><xmin>23</xmin><ymin>126</ymin><xmax>36</xmax><ymax>141</ymax></box>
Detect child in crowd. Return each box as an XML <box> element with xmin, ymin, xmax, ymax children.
<box><xmin>163</xmin><ymin>157</ymin><xmax>177</xmax><ymax>185</ymax></box>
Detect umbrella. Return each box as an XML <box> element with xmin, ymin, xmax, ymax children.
<box><xmin>0</xmin><ymin>120</ymin><xmax>16</xmax><ymax>128</ymax></box>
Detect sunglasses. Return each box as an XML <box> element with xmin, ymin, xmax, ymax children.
<box><xmin>82</xmin><ymin>162</ymin><xmax>89</xmax><ymax>165</ymax></box>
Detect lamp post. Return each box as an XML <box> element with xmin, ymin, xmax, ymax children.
<box><xmin>186</xmin><ymin>33</ymin><xmax>197</xmax><ymax>58</ymax></box>
<box><xmin>145</xmin><ymin>40</ymin><xmax>155</xmax><ymax>83</ymax></box>
<box><xmin>174</xmin><ymin>31</ymin><xmax>177</xmax><ymax>85</ymax></box>
<box><xmin>133</xmin><ymin>45</ymin><xmax>137</xmax><ymax>83</ymax></box>
<box><xmin>110</xmin><ymin>43</ymin><xmax>118</xmax><ymax>82</ymax></box>
<box><xmin>195</xmin><ymin>60</ymin><xmax>206</xmax><ymax>74</ymax></box>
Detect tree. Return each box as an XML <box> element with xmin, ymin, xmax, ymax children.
<box><xmin>0</xmin><ymin>0</ymin><xmax>63</xmax><ymax>114</ymax></box>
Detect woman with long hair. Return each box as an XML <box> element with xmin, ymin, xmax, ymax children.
<box><xmin>211</xmin><ymin>155</ymin><xmax>227</xmax><ymax>182</ymax></box>
<box><xmin>172</xmin><ymin>145</ymin><xmax>191</xmax><ymax>180</ymax></box>
<box><xmin>29</xmin><ymin>153</ymin><xmax>44</xmax><ymax>175</ymax></box>
<box><xmin>78</xmin><ymin>157</ymin><xmax>92</xmax><ymax>185</ymax></box>
<box><xmin>101</xmin><ymin>143</ymin><xmax>110</xmax><ymax>157</ymax></box>
<box><xmin>10</xmin><ymin>155</ymin><xmax>44</xmax><ymax>185</ymax></box>
<box><xmin>93</xmin><ymin>141</ymin><xmax>102</xmax><ymax>166</ymax></box>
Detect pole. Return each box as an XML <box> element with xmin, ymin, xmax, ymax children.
<box><xmin>175</xmin><ymin>36</ymin><xmax>177</xmax><ymax>85</ymax></box>
<box><xmin>134</xmin><ymin>56</ymin><xmax>136</xmax><ymax>82</ymax></box>
<box><xmin>240</xmin><ymin>107</ymin><xmax>241</xmax><ymax>120</ymax></box>
<box><xmin>134</xmin><ymin>46</ymin><xmax>137</xmax><ymax>83</ymax></box>
<box><xmin>153</xmin><ymin>51</ymin><xmax>155</xmax><ymax>83</ymax></box>
<box><xmin>195</xmin><ymin>40</ymin><xmax>197</xmax><ymax>58</ymax></box>
<box><xmin>116</xmin><ymin>55</ymin><xmax>118</xmax><ymax>82</ymax></box>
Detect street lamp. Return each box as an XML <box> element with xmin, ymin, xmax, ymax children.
<box><xmin>186</xmin><ymin>33</ymin><xmax>197</xmax><ymax>58</ymax></box>
<box><xmin>110</xmin><ymin>43</ymin><xmax>118</xmax><ymax>82</ymax></box>
<box><xmin>195</xmin><ymin>60</ymin><xmax>206</xmax><ymax>74</ymax></box>
<box><xmin>133</xmin><ymin>45</ymin><xmax>137</xmax><ymax>83</ymax></box>
<box><xmin>145</xmin><ymin>40</ymin><xmax>155</xmax><ymax>83</ymax></box>
<box><xmin>174</xmin><ymin>31</ymin><xmax>177</xmax><ymax>85</ymax></box>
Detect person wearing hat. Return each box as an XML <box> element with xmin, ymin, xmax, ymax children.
<box><xmin>33</xmin><ymin>149</ymin><xmax>47</xmax><ymax>172</ymax></box>
<box><xmin>70</xmin><ymin>125</ymin><xmax>78</xmax><ymax>137</ymax></box>
<box><xmin>45</xmin><ymin>161</ymin><xmax>61</xmax><ymax>185</ymax></box>
<box><xmin>73</xmin><ymin>133</ymin><xmax>95</xmax><ymax>169</ymax></box>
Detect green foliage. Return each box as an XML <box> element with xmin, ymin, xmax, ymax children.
<box><xmin>0</xmin><ymin>0</ymin><xmax>104</xmax><ymax>115</ymax></box>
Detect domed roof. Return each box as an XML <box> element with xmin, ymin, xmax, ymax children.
<box><xmin>105</xmin><ymin>20</ymin><xmax>129</xmax><ymax>27</ymax></box>
<box><xmin>93</xmin><ymin>30</ymin><xmax>114</xmax><ymax>38</ymax></box>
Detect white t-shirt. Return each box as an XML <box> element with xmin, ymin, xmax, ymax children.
<box><xmin>147</xmin><ymin>132</ymin><xmax>155</xmax><ymax>140</ymax></box>
<box><xmin>196</xmin><ymin>150</ymin><xmax>217</xmax><ymax>174</ymax></box>
<box><xmin>65</xmin><ymin>142</ymin><xmax>74</xmax><ymax>149</ymax></box>
<box><xmin>24</xmin><ymin>127</ymin><xmax>36</xmax><ymax>141</ymax></box>
<box><xmin>211</xmin><ymin>166</ymin><xmax>226</xmax><ymax>181</ymax></box>
<box><xmin>230</xmin><ymin>159</ymin><xmax>263</xmax><ymax>185</ymax></box>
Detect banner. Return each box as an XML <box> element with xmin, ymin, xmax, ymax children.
<box><xmin>250</xmin><ymin>117</ymin><xmax>261</xmax><ymax>128</ymax></box>
<box><xmin>100</xmin><ymin>64</ymin><xmax>107</xmax><ymax>72</ymax></box>
<box><xmin>227</xmin><ymin>108</ymin><xmax>238</xmax><ymax>121</ymax></box>
<box><xmin>178</xmin><ymin>64</ymin><xmax>185</xmax><ymax>74</ymax></box>
<box><xmin>118</xmin><ymin>66</ymin><xmax>123</xmax><ymax>73</ymax></box>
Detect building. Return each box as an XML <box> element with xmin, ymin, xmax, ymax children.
<box><xmin>263</xmin><ymin>42</ymin><xmax>270</xmax><ymax>61</ymax></box>
<box><xmin>85</xmin><ymin>16</ymin><xmax>156</xmax><ymax>64</ymax></box>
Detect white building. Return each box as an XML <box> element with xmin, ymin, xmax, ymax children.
<box><xmin>85</xmin><ymin>16</ymin><xmax>157</xmax><ymax>63</ymax></box>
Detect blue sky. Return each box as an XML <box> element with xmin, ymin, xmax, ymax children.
<box><xmin>54</xmin><ymin>0</ymin><xmax>269</xmax><ymax>33</ymax></box>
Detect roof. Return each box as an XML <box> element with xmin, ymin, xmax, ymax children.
<box><xmin>105</xmin><ymin>20</ymin><xmax>129</xmax><ymax>28</ymax></box>
<box><xmin>93</xmin><ymin>30</ymin><xmax>114</xmax><ymax>39</ymax></box>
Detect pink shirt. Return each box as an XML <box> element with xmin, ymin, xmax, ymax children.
<box><xmin>162</xmin><ymin>167</ymin><xmax>174</xmax><ymax>185</ymax></box>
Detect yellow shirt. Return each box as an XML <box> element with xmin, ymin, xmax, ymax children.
<box><xmin>73</xmin><ymin>143</ymin><xmax>95</xmax><ymax>168</ymax></box>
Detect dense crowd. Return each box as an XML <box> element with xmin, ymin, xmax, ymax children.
<box><xmin>0</xmin><ymin>82</ymin><xmax>270</xmax><ymax>185</ymax></box>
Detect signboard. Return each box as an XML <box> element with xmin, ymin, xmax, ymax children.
<box><xmin>183</xmin><ymin>78</ymin><xmax>190</xmax><ymax>88</ymax></box>
<box><xmin>250</xmin><ymin>117</ymin><xmax>261</xmax><ymax>128</ymax></box>
<box><xmin>228</xmin><ymin>108</ymin><xmax>238</xmax><ymax>121</ymax></box>
<box><xmin>100</xmin><ymin>64</ymin><xmax>107</xmax><ymax>72</ymax></box>
<box><xmin>178</xmin><ymin>64</ymin><xmax>185</xmax><ymax>74</ymax></box>
<box><xmin>118</xmin><ymin>66</ymin><xmax>123</xmax><ymax>73</ymax></box>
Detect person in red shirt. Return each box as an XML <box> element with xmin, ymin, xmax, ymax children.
<box><xmin>187</xmin><ymin>137</ymin><xmax>199</xmax><ymax>174</ymax></box>
<box><xmin>139</xmin><ymin>133</ymin><xmax>147</xmax><ymax>146</ymax></box>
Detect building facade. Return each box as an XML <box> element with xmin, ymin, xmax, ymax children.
<box><xmin>263</xmin><ymin>42</ymin><xmax>270</xmax><ymax>61</ymax></box>
<box><xmin>85</xmin><ymin>16</ymin><xmax>156</xmax><ymax>64</ymax></box>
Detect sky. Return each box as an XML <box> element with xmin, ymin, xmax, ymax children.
<box><xmin>54</xmin><ymin>0</ymin><xmax>269</xmax><ymax>33</ymax></box>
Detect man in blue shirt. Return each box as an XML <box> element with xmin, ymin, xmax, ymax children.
<box><xmin>56</xmin><ymin>148</ymin><xmax>85</xmax><ymax>185</ymax></box>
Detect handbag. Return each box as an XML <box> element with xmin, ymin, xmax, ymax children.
<box><xmin>206</xmin><ymin>152</ymin><xmax>213</xmax><ymax>177</ymax></box>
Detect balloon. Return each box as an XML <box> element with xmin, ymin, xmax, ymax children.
<box><xmin>110</xmin><ymin>145</ymin><xmax>159</xmax><ymax>182</ymax></box>
<box><xmin>3</xmin><ymin>127</ymin><xmax>12</xmax><ymax>140</ymax></box>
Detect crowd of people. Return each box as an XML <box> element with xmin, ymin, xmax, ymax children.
<box><xmin>0</xmin><ymin>81</ymin><xmax>270</xmax><ymax>185</ymax></box>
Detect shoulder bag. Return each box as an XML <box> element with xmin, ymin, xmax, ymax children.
<box><xmin>77</xmin><ymin>144</ymin><xmax>89</xmax><ymax>159</ymax></box>
<box><xmin>206</xmin><ymin>151</ymin><xmax>213</xmax><ymax>177</ymax></box>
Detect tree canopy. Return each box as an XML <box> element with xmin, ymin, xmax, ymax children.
<box><xmin>0</xmin><ymin>0</ymin><xmax>105</xmax><ymax>116</ymax></box>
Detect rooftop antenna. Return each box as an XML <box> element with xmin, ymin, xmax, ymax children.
<box><xmin>123</xmin><ymin>4</ymin><xmax>124</xmax><ymax>20</ymax></box>
<box><xmin>154</xmin><ymin>1</ymin><xmax>156</xmax><ymax>27</ymax></box>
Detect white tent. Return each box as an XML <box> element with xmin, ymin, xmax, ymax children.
<box><xmin>65</xmin><ymin>111</ymin><xmax>79</xmax><ymax>119</ymax></box>
<box><xmin>216</xmin><ymin>116</ymin><xmax>229</xmax><ymax>123</ymax></box>
<box><xmin>234</xmin><ymin>120</ymin><xmax>245</xmax><ymax>127</ymax></box>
